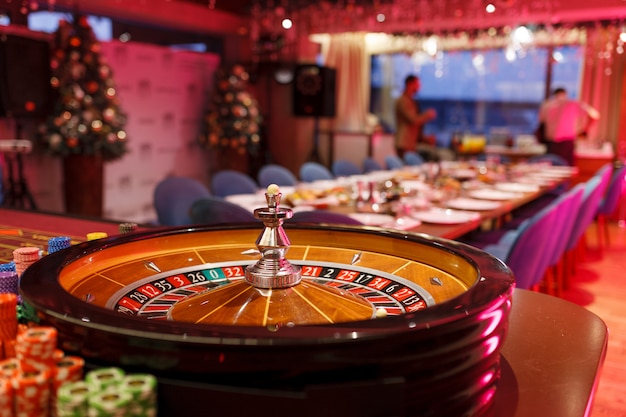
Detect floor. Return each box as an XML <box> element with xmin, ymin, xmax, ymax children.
<box><xmin>559</xmin><ymin>220</ymin><xmax>626</xmax><ymax>416</ymax></box>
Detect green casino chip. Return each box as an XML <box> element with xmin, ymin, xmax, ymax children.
<box><xmin>85</xmin><ymin>367</ymin><xmax>125</xmax><ymax>391</ymax></box>
<box><xmin>88</xmin><ymin>389</ymin><xmax>132</xmax><ymax>417</ymax></box>
<box><xmin>56</xmin><ymin>380</ymin><xmax>93</xmax><ymax>417</ymax></box>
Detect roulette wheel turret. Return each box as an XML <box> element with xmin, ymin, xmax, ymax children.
<box><xmin>20</xmin><ymin>185</ymin><xmax>515</xmax><ymax>416</ymax></box>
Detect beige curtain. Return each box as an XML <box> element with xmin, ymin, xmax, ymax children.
<box><xmin>580</xmin><ymin>26</ymin><xmax>626</xmax><ymax>154</ymax></box>
<box><xmin>323</xmin><ymin>32</ymin><xmax>370</xmax><ymax>133</ymax></box>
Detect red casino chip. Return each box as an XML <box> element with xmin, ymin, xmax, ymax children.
<box><xmin>11</xmin><ymin>368</ymin><xmax>51</xmax><ymax>416</ymax></box>
<box><xmin>0</xmin><ymin>357</ymin><xmax>20</xmax><ymax>379</ymax></box>
<box><xmin>0</xmin><ymin>377</ymin><xmax>13</xmax><ymax>412</ymax></box>
<box><xmin>16</xmin><ymin>326</ymin><xmax>58</xmax><ymax>373</ymax></box>
<box><xmin>0</xmin><ymin>293</ymin><xmax>18</xmax><ymax>342</ymax></box>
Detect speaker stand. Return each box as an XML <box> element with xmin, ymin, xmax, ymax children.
<box><xmin>0</xmin><ymin>134</ymin><xmax>38</xmax><ymax>210</ymax></box>
<box><xmin>307</xmin><ymin>117</ymin><xmax>321</xmax><ymax>163</ymax></box>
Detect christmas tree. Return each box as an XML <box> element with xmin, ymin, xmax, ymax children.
<box><xmin>40</xmin><ymin>16</ymin><xmax>128</xmax><ymax>161</ymax></box>
<box><xmin>198</xmin><ymin>64</ymin><xmax>262</xmax><ymax>156</ymax></box>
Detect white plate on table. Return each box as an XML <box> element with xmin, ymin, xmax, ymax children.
<box><xmin>446</xmin><ymin>197</ymin><xmax>501</xmax><ymax>211</ymax></box>
<box><xmin>348</xmin><ymin>212</ymin><xmax>396</xmax><ymax>226</ymax></box>
<box><xmin>411</xmin><ymin>208</ymin><xmax>481</xmax><ymax>224</ymax></box>
<box><xmin>468</xmin><ymin>189</ymin><xmax>523</xmax><ymax>201</ymax></box>
<box><xmin>495</xmin><ymin>182</ymin><xmax>540</xmax><ymax>193</ymax></box>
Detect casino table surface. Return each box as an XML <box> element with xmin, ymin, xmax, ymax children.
<box><xmin>2</xmin><ymin>208</ymin><xmax>608</xmax><ymax>416</ymax></box>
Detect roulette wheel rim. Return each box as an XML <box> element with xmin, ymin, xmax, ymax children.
<box><xmin>20</xmin><ymin>223</ymin><xmax>515</xmax><ymax>416</ymax></box>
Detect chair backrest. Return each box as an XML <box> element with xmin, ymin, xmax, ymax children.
<box><xmin>363</xmin><ymin>157</ymin><xmax>382</xmax><ymax>173</ymax></box>
<box><xmin>495</xmin><ymin>200</ymin><xmax>560</xmax><ymax>289</ymax></box>
<box><xmin>385</xmin><ymin>155</ymin><xmax>404</xmax><ymax>170</ymax></box>
<box><xmin>299</xmin><ymin>162</ymin><xmax>334</xmax><ymax>182</ymax></box>
<box><xmin>189</xmin><ymin>197</ymin><xmax>258</xmax><ymax>225</ymax></box>
<box><xmin>257</xmin><ymin>164</ymin><xmax>298</xmax><ymax>188</ymax></box>
<box><xmin>598</xmin><ymin>164</ymin><xmax>626</xmax><ymax>217</ymax></box>
<box><xmin>546</xmin><ymin>183</ymin><xmax>585</xmax><ymax>268</ymax></box>
<box><xmin>153</xmin><ymin>176</ymin><xmax>211</xmax><ymax>226</ymax></box>
<box><xmin>290</xmin><ymin>210</ymin><xmax>363</xmax><ymax>225</ymax></box>
<box><xmin>528</xmin><ymin>153</ymin><xmax>569</xmax><ymax>166</ymax></box>
<box><xmin>403</xmin><ymin>151</ymin><xmax>425</xmax><ymax>166</ymax></box>
<box><xmin>565</xmin><ymin>163</ymin><xmax>613</xmax><ymax>251</ymax></box>
<box><xmin>332</xmin><ymin>160</ymin><xmax>362</xmax><ymax>177</ymax></box>
<box><xmin>211</xmin><ymin>170</ymin><xmax>259</xmax><ymax>197</ymax></box>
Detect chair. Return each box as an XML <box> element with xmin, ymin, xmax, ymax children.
<box><xmin>211</xmin><ymin>170</ymin><xmax>259</xmax><ymax>197</ymax></box>
<box><xmin>483</xmin><ymin>196</ymin><xmax>560</xmax><ymax>290</ymax></box>
<box><xmin>189</xmin><ymin>197</ymin><xmax>258</xmax><ymax>225</ymax></box>
<box><xmin>403</xmin><ymin>151</ymin><xmax>425</xmax><ymax>166</ymax></box>
<box><xmin>541</xmin><ymin>183</ymin><xmax>585</xmax><ymax>295</ymax></box>
<box><xmin>153</xmin><ymin>176</ymin><xmax>211</xmax><ymax>226</ymax></box>
<box><xmin>385</xmin><ymin>155</ymin><xmax>404</xmax><ymax>170</ymax></box>
<box><xmin>562</xmin><ymin>164</ymin><xmax>613</xmax><ymax>282</ymax></box>
<box><xmin>299</xmin><ymin>162</ymin><xmax>334</xmax><ymax>182</ymax></box>
<box><xmin>290</xmin><ymin>210</ymin><xmax>363</xmax><ymax>226</ymax></box>
<box><xmin>363</xmin><ymin>157</ymin><xmax>383</xmax><ymax>173</ymax></box>
<box><xmin>257</xmin><ymin>164</ymin><xmax>298</xmax><ymax>188</ymax></box>
<box><xmin>527</xmin><ymin>153</ymin><xmax>569</xmax><ymax>166</ymax></box>
<box><xmin>596</xmin><ymin>164</ymin><xmax>626</xmax><ymax>250</ymax></box>
<box><xmin>332</xmin><ymin>160</ymin><xmax>362</xmax><ymax>177</ymax></box>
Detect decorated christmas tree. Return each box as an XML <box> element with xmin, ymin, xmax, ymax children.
<box><xmin>40</xmin><ymin>16</ymin><xmax>128</xmax><ymax>161</ymax></box>
<box><xmin>198</xmin><ymin>64</ymin><xmax>262</xmax><ymax>157</ymax></box>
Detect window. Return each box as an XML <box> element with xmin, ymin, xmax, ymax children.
<box><xmin>370</xmin><ymin>45</ymin><xmax>584</xmax><ymax>146</ymax></box>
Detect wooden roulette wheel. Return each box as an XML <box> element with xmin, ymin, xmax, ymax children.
<box><xmin>20</xmin><ymin>189</ymin><xmax>515</xmax><ymax>417</ymax></box>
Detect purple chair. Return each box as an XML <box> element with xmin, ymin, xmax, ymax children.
<box><xmin>537</xmin><ymin>183</ymin><xmax>584</xmax><ymax>295</ymax></box>
<box><xmin>483</xmin><ymin>197</ymin><xmax>559</xmax><ymax>290</ymax></box>
<box><xmin>562</xmin><ymin>164</ymin><xmax>613</xmax><ymax>281</ymax></box>
<box><xmin>189</xmin><ymin>197</ymin><xmax>258</xmax><ymax>225</ymax></box>
<box><xmin>596</xmin><ymin>164</ymin><xmax>626</xmax><ymax>250</ymax></box>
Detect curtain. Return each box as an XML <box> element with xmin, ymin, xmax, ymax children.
<box><xmin>580</xmin><ymin>26</ymin><xmax>626</xmax><ymax>155</ymax></box>
<box><xmin>323</xmin><ymin>32</ymin><xmax>370</xmax><ymax>133</ymax></box>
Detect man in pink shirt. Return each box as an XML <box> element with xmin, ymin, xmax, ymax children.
<box><xmin>539</xmin><ymin>87</ymin><xmax>600</xmax><ymax>165</ymax></box>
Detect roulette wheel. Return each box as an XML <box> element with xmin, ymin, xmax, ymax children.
<box><xmin>20</xmin><ymin>188</ymin><xmax>515</xmax><ymax>417</ymax></box>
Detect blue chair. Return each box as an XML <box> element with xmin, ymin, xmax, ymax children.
<box><xmin>299</xmin><ymin>162</ymin><xmax>334</xmax><ymax>182</ymax></box>
<box><xmin>153</xmin><ymin>176</ymin><xmax>211</xmax><ymax>226</ymax></box>
<box><xmin>211</xmin><ymin>170</ymin><xmax>259</xmax><ymax>197</ymax></box>
<box><xmin>189</xmin><ymin>197</ymin><xmax>258</xmax><ymax>225</ymax></box>
<box><xmin>596</xmin><ymin>164</ymin><xmax>626</xmax><ymax>250</ymax></box>
<box><xmin>257</xmin><ymin>164</ymin><xmax>298</xmax><ymax>188</ymax></box>
<box><xmin>363</xmin><ymin>157</ymin><xmax>383</xmax><ymax>173</ymax></box>
<box><xmin>290</xmin><ymin>210</ymin><xmax>363</xmax><ymax>226</ymax></box>
<box><xmin>385</xmin><ymin>155</ymin><xmax>404</xmax><ymax>170</ymax></box>
<box><xmin>332</xmin><ymin>160</ymin><xmax>362</xmax><ymax>177</ymax></box>
<box><xmin>528</xmin><ymin>153</ymin><xmax>569</xmax><ymax>166</ymax></box>
<box><xmin>403</xmin><ymin>151</ymin><xmax>425</xmax><ymax>166</ymax></box>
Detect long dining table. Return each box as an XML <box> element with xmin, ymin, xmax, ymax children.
<box><xmin>227</xmin><ymin>161</ymin><xmax>577</xmax><ymax>241</ymax></box>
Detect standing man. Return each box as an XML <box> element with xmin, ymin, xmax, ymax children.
<box><xmin>539</xmin><ymin>87</ymin><xmax>600</xmax><ymax>166</ymax></box>
<box><xmin>394</xmin><ymin>75</ymin><xmax>437</xmax><ymax>159</ymax></box>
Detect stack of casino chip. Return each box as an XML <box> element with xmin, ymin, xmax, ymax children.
<box><xmin>13</xmin><ymin>247</ymin><xmax>42</xmax><ymax>277</ymax></box>
<box><xmin>0</xmin><ymin>271</ymin><xmax>19</xmax><ymax>296</ymax></box>
<box><xmin>15</xmin><ymin>326</ymin><xmax>58</xmax><ymax>373</ymax></box>
<box><xmin>48</xmin><ymin>236</ymin><xmax>73</xmax><ymax>254</ymax></box>
<box><xmin>0</xmin><ymin>294</ymin><xmax>18</xmax><ymax>359</ymax></box>
<box><xmin>0</xmin><ymin>377</ymin><xmax>13</xmax><ymax>417</ymax></box>
<box><xmin>51</xmin><ymin>355</ymin><xmax>86</xmax><ymax>415</ymax></box>
<box><xmin>118</xmin><ymin>223</ymin><xmax>138</xmax><ymax>234</ymax></box>
<box><xmin>0</xmin><ymin>261</ymin><xmax>15</xmax><ymax>272</ymax></box>
<box><xmin>55</xmin><ymin>368</ymin><xmax>158</xmax><ymax>417</ymax></box>
<box><xmin>11</xmin><ymin>367</ymin><xmax>52</xmax><ymax>417</ymax></box>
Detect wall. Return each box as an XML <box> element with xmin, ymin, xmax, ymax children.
<box><xmin>4</xmin><ymin>40</ymin><xmax>220</xmax><ymax>224</ymax></box>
